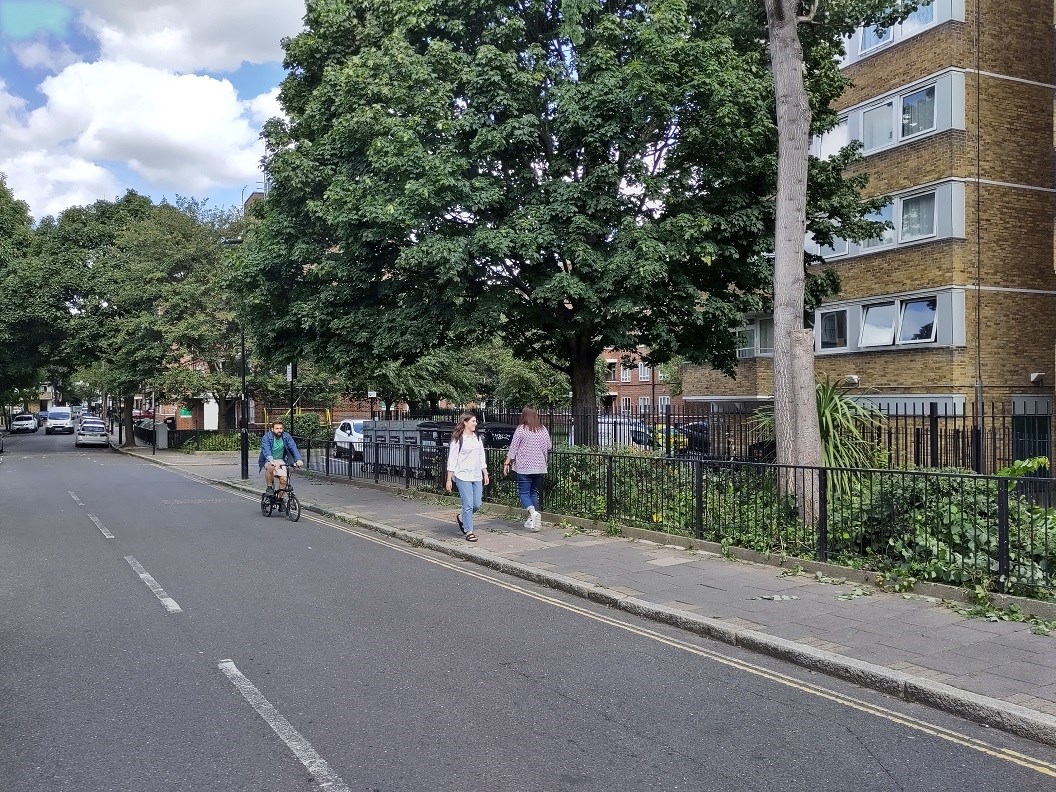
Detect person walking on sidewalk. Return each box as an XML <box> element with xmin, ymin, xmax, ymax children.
<box><xmin>258</xmin><ymin>420</ymin><xmax>303</xmax><ymax>495</ymax></box>
<box><xmin>502</xmin><ymin>406</ymin><xmax>552</xmax><ymax>532</ymax></box>
<box><xmin>445</xmin><ymin>413</ymin><xmax>489</xmax><ymax>542</ymax></box>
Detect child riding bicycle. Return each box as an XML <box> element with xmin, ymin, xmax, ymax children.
<box><xmin>257</xmin><ymin>420</ymin><xmax>304</xmax><ymax>495</ymax></box>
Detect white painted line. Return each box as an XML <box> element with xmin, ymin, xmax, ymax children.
<box><xmin>88</xmin><ymin>514</ymin><xmax>114</xmax><ymax>539</ymax></box>
<box><xmin>218</xmin><ymin>660</ymin><xmax>352</xmax><ymax>792</ymax></box>
<box><xmin>68</xmin><ymin>490</ymin><xmax>84</xmax><ymax>506</ymax></box>
<box><xmin>123</xmin><ymin>556</ymin><xmax>182</xmax><ymax>613</ymax></box>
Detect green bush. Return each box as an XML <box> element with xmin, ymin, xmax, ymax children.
<box><xmin>181</xmin><ymin>433</ymin><xmax>262</xmax><ymax>453</ymax></box>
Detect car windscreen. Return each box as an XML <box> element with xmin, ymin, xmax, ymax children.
<box><xmin>81</xmin><ymin>421</ymin><xmax>105</xmax><ymax>429</ymax></box>
<box><xmin>352</xmin><ymin>422</ymin><xmax>363</xmax><ymax>433</ymax></box>
<box><xmin>50</xmin><ymin>411</ymin><xmax>71</xmax><ymax>419</ymax></box>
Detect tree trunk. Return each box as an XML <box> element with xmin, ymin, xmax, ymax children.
<box><xmin>122</xmin><ymin>395</ymin><xmax>136</xmax><ymax>447</ymax></box>
<box><xmin>764</xmin><ymin>0</ymin><xmax>823</xmax><ymax>520</ymax></box>
<box><xmin>569</xmin><ymin>334</ymin><xmax>599</xmax><ymax>446</ymax></box>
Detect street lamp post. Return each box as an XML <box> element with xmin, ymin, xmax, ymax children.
<box><xmin>240</xmin><ymin>326</ymin><xmax>249</xmax><ymax>479</ymax></box>
<box><xmin>221</xmin><ymin>236</ymin><xmax>250</xmax><ymax>480</ymax></box>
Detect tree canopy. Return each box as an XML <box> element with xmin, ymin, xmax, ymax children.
<box><xmin>245</xmin><ymin>0</ymin><xmax>887</xmax><ymax>437</ymax></box>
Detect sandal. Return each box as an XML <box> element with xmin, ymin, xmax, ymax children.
<box><xmin>465</xmin><ymin>532</ymin><xmax>477</xmax><ymax>542</ymax></box>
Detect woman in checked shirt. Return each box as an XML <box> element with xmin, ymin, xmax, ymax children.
<box><xmin>502</xmin><ymin>406</ymin><xmax>553</xmax><ymax>532</ymax></box>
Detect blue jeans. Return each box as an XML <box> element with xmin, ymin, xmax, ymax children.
<box><xmin>516</xmin><ymin>473</ymin><xmax>545</xmax><ymax>511</ymax></box>
<box><xmin>453</xmin><ymin>477</ymin><xmax>483</xmax><ymax>533</ymax></box>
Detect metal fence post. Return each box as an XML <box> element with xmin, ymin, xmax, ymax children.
<box><xmin>373</xmin><ymin>439</ymin><xmax>380</xmax><ymax>484</ymax></box>
<box><xmin>971</xmin><ymin>425</ymin><xmax>983</xmax><ymax>473</ymax></box>
<box><xmin>305</xmin><ymin>437</ymin><xmax>312</xmax><ymax>468</ymax></box>
<box><xmin>325</xmin><ymin>441</ymin><xmax>330</xmax><ymax>477</ymax></box>
<box><xmin>817</xmin><ymin>467</ymin><xmax>829</xmax><ymax>562</ymax></box>
<box><xmin>929</xmin><ymin>402</ymin><xmax>939</xmax><ymax>468</ymax></box>
<box><xmin>404</xmin><ymin>443</ymin><xmax>411</xmax><ymax>489</ymax></box>
<box><xmin>997</xmin><ymin>482</ymin><xmax>1010</xmax><ymax>589</ymax></box>
<box><xmin>693</xmin><ymin>459</ymin><xmax>703</xmax><ymax>541</ymax></box>
<box><xmin>605</xmin><ymin>455</ymin><xmax>615</xmax><ymax>522</ymax></box>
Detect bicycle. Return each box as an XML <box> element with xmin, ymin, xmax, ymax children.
<box><xmin>260</xmin><ymin>460</ymin><xmax>302</xmax><ymax>522</ymax></box>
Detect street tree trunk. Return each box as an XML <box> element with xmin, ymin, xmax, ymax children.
<box><xmin>122</xmin><ymin>395</ymin><xmax>136</xmax><ymax>448</ymax></box>
<box><xmin>764</xmin><ymin>0</ymin><xmax>823</xmax><ymax>521</ymax></box>
<box><xmin>569</xmin><ymin>334</ymin><xmax>599</xmax><ymax>447</ymax></box>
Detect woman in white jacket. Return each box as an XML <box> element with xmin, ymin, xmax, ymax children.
<box><xmin>445</xmin><ymin>413</ymin><xmax>490</xmax><ymax>541</ymax></box>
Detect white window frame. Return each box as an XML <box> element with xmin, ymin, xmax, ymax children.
<box><xmin>620</xmin><ymin>365</ymin><xmax>631</xmax><ymax>383</ymax></box>
<box><xmin>860</xmin><ymin>302</ymin><xmax>898</xmax><ymax>347</ymax></box>
<box><xmin>861</xmin><ymin>204</ymin><xmax>895</xmax><ymax>251</ymax></box>
<box><xmin>605</xmin><ymin>362</ymin><xmax>617</xmax><ymax>382</ymax></box>
<box><xmin>620</xmin><ymin>396</ymin><xmax>632</xmax><ymax>413</ymax></box>
<box><xmin>862</xmin><ymin>100</ymin><xmax>895</xmax><ymax>151</ymax></box>
<box><xmin>860</xmin><ymin>296</ymin><xmax>940</xmax><ymax>348</ymax></box>
<box><xmin>859</xmin><ymin>22</ymin><xmax>893</xmax><ymax>54</ymax></box>
<box><xmin>900</xmin><ymin>85</ymin><xmax>936</xmax><ymax>140</ymax></box>
<box><xmin>638</xmin><ymin>396</ymin><xmax>651</xmax><ymax>414</ymax></box>
<box><xmin>637</xmin><ymin>362</ymin><xmax>651</xmax><ymax>382</ymax></box>
<box><xmin>898</xmin><ymin>190</ymin><xmax>937</xmax><ymax>243</ymax></box>
<box><xmin>897</xmin><ymin>297</ymin><xmax>938</xmax><ymax>344</ymax></box>
<box><xmin>736</xmin><ymin>327</ymin><xmax>756</xmax><ymax>359</ymax></box>
<box><xmin>843</xmin><ymin>1</ymin><xmax>952</xmax><ymax>68</ymax></box>
<box><xmin>757</xmin><ymin>317</ymin><xmax>774</xmax><ymax>356</ymax></box>
<box><xmin>657</xmin><ymin>395</ymin><xmax>671</xmax><ymax>412</ymax></box>
<box><xmin>813</xmin><ymin>116</ymin><xmax>849</xmax><ymax>160</ymax></box>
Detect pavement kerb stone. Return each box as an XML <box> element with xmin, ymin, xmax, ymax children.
<box><xmin>109</xmin><ymin>444</ymin><xmax>1056</xmax><ymax>748</ymax></box>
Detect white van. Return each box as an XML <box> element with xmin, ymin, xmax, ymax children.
<box><xmin>46</xmin><ymin>406</ymin><xmax>75</xmax><ymax>435</ymax></box>
<box><xmin>333</xmin><ymin>419</ymin><xmax>364</xmax><ymax>459</ymax></box>
<box><xmin>569</xmin><ymin>417</ymin><xmax>654</xmax><ymax>449</ymax></box>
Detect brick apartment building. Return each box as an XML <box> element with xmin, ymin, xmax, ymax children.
<box><xmin>684</xmin><ymin>1</ymin><xmax>1056</xmax><ymax>433</ymax></box>
<box><xmin>601</xmin><ymin>347</ymin><xmax>684</xmax><ymax>417</ymax></box>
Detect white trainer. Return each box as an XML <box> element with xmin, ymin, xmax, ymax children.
<box><xmin>531</xmin><ymin>511</ymin><xmax>542</xmax><ymax>532</ymax></box>
<box><xmin>524</xmin><ymin>513</ymin><xmax>534</xmax><ymax>529</ymax></box>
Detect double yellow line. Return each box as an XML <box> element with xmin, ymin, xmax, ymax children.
<box><xmin>219</xmin><ymin>478</ymin><xmax>1056</xmax><ymax>778</ymax></box>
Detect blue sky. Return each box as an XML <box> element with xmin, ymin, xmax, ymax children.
<box><xmin>0</xmin><ymin>0</ymin><xmax>305</xmax><ymax>221</ymax></box>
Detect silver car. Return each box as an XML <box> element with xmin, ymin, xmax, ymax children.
<box><xmin>75</xmin><ymin>419</ymin><xmax>109</xmax><ymax>448</ymax></box>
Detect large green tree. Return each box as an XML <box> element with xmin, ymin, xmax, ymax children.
<box><xmin>247</xmin><ymin>0</ymin><xmax>884</xmax><ymax>442</ymax></box>
<box><xmin>0</xmin><ymin>176</ymin><xmax>62</xmax><ymax>399</ymax></box>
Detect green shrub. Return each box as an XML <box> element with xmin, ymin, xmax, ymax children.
<box><xmin>181</xmin><ymin>433</ymin><xmax>263</xmax><ymax>453</ymax></box>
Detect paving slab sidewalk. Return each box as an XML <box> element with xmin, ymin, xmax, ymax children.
<box><xmin>111</xmin><ymin>442</ymin><xmax>1056</xmax><ymax>747</ymax></box>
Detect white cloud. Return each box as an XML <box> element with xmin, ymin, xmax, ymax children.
<box><xmin>0</xmin><ymin>151</ymin><xmax>121</xmax><ymax>221</ymax></box>
<box><xmin>245</xmin><ymin>86</ymin><xmax>283</xmax><ymax>126</ymax></box>
<box><xmin>1</xmin><ymin>62</ymin><xmax>269</xmax><ymax>219</ymax></box>
<box><xmin>69</xmin><ymin>0</ymin><xmax>306</xmax><ymax>72</ymax></box>
<box><xmin>11</xmin><ymin>40</ymin><xmax>81</xmax><ymax>73</ymax></box>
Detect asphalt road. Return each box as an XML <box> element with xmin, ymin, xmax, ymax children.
<box><xmin>3</xmin><ymin>430</ymin><xmax>1056</xmax><ymax>791</ymax></box>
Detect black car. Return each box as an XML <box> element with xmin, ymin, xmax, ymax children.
<box><xmin>681</xmin><ymin>421</ymin><xmax>710</xmax><ymax>454</ymax></box>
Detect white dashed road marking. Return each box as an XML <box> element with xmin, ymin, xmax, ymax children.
<box><xmin>218</xmin><ymin>660</ymin><xmax>352</xmax><ymax>792</ymax></box>
<box><xmin>124</xmin><ymin>556</ymin><xmax>182</xmax><ymax>613</ymax></box>
<box><xmin>88</xmin><ymin>514</ymin><xmax>114</xmax><ymax>539</ymax></box>
<box><xmin>68</xmin><ymin>490</ymin><xmax>84</xmax><ymax>506</ymax></box>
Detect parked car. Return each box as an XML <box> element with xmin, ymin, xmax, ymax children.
<box><xmin>681</xmin><ymin>421</ymin><xmax>710</xmax><ymax>454</ymax></box>
<box><xmin>569</xmin><ymin>418</ymin><xmax>653</xmax><ymax>449</ymax></box>
<box><xmin>75</xmin><ymin>418</ymin><xmax>109</xmax><ymax>448</ymax></box>
<box><xmin>333</xmin><ymin>419</ymin><xmax>364</xmax><ymax>459</ymax></box>
<box><xmin>132</xmin><ymin>408</ymin><xmax>154</xmax><ymax>420</ymax></box>
<box><xmin>11</xmin><ymin>414</ymin><xmax>38</xmax><ymax>433</ymax></box>
<box><xmin>746</xmin><ymin>438</ymin><xmax>777</xmax><ymax>463</ymax></box>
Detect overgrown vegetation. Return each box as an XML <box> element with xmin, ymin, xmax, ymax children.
<box><xmin>181</xmin><ymin>433</ymin><xmax>262</xmax><ymax>453</ymax></box>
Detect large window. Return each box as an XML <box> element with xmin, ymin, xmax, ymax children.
<box><xmin>861</xmin><ymin>297</ymin><xmax>939</xmax><ymax>347</ymax></box>
<box><xmin>861</xmin><ymin>205</ymin><xmax>895</xmax><ymax>250</ymax></box>
<box><xmin>815</xmin><ymin>117</ymin><xmax>849</xmax><ymax>160</ymax></box>
<box><xmin>637</xmin><ymin>362</ymin><xmax>651</xmax><ymax>382</ymax></box>
<box><xmin>900</xmin><ymin>192</ymin><xmax>936</xmax><ymax>241</ymax></box>
<box><xmin>860</xmin><ymin>302</ymin><xmax>897</xmax><ymax>347</ymax></box>
<box><xmin>605</xmin><ymin>362</ymin><xmax>617</xmax><ymax>382</ymax></box>
<box><xmin>819</xmin><ymin>236</ymin><xmax>848</xmax><ymax>259</ymax></box>
<box><xmin>819</xmin><ymin>310</ymin><xmax>848</xmax><ymax>350</ymax></box>
<box><xmin>863</xmin><ymin>101</ymin><xmax>894</xmax><ymax>150</ymax></box>
<box><xmin>899</xmin><ymin>297</ymin><xmax>937</xmax><ymax>343</ymax></box>
<box><xmin>860</xmin><ymin>23</ymin><xmax>892</xmax><ymax>52</ymax></box>
<box><xmin>638</xmin><ymin>397</ymin><xmax>651</xmax><ymax>414</ymax></box>
<box><xmin>620</xmin><ymin>396</ymin><xmax>631</xmax><ymax>413</ymax></box>
<box><xmin>757</xmin><ymin>318</ymin><xmax>774</xmax><ymax>355</ymax></box>
<box><xmin>736</xmin><ymin>327</ymin><xmax>756</xmax><ymax>359</ymax></box>
<box><xmin>620</xmin><ymin>365</ymin><xmax>631</xmax><ymax>383</ymax></box>
<box><xmin>901</xmin><ymin>1</ymin><xmax>935</xmax><ymax>35</ymax></box>
<box><xmin>901</xmin><ymin>86</ymin><xmax>935</xmax><ymax>138</ymax></box>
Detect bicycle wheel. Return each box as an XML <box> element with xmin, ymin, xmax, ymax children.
<box><xmin>260</xmin><ymin>493</ymin><xmax>274</xmax><ymax>517</ymax></box>
<box><xmin>285</xmin><ymin>493</ymin><xmax>301</xmax><ymax>522</ymax></box>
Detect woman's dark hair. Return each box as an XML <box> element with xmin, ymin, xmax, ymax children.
<box><xmin>520</xmin><ymin>406</ymin><xmax>542</xmax><ymax>432</ymax></box>
<box><xmin>450</xmin><ymin>412</ymin><xmax>477</xmax><ymax>447</ymax></box>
